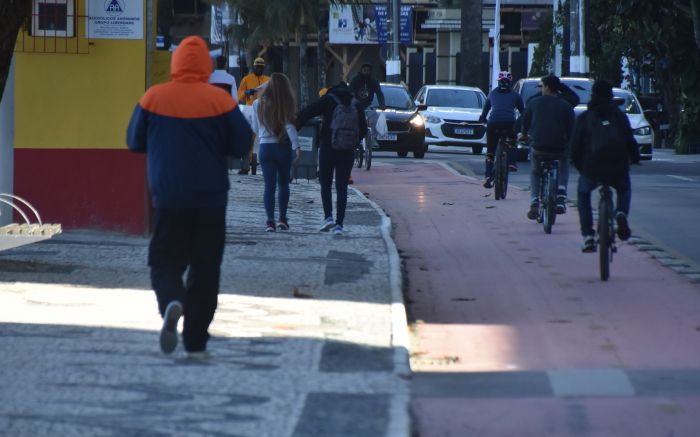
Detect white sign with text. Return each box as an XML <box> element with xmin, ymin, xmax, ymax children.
<box><xmin>87</xmin><ymin>0</ymin><xmax>144</xmax><ymax>40</ymax></box>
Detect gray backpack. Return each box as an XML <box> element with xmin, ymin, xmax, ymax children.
<box><xmin>329</xmin><ymin>94</ymin><xmax>360</xmax><ymax>151</ymax></box>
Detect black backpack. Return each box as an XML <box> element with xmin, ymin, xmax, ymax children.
<box><xmin>587</xmin><ymin>110</ymin><xmax>626</xmax><ymax>162</ymax></box>
<box><xmin>328</xmin><ymin>94</ymin><xmax>360</xmax><ymax>151</ymax></box>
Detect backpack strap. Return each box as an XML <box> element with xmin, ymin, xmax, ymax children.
<box><xmin>329</xmin><ymin>93</ymin><xmax>341</xmax><ymax>105</ymax></box>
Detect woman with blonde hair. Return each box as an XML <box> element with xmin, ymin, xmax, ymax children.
<box><xmin>251</xmin><ymin>72</ymin><xmax>301</xmax><ymax>231</ymax></box>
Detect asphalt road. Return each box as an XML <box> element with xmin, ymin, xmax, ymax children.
<box><xmin>374</xmin><ymin>146</ymin><xmax>700</xmax><ymax>269</ymax></box>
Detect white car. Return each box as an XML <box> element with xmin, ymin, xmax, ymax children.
<box><xmin>413</xmin><ymin>85</ymin><xmax>488</xmax><ymax>155</ymax></box>
<box><xmin>613</xmin><ymin>88</ymin><xmax>654</xmax><ymax>160</ymax></box>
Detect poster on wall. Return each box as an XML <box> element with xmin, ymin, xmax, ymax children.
<box><xmin>329</xmin><ymin>5</ymin><xmax>411</xmax><ymax>45</ymax></box>
<box><xmin>87</xmin><ymin>0</ymin><xmax>144</xmax><ymax>40</ymax></box>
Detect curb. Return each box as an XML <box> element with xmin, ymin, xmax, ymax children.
<box><xmin>351</xmin><ymin>186</ymin><xmax>412</xmax><ymax>437</ymax></box>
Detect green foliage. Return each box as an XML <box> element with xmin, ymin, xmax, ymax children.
<box><xmin>590</xmin><ymin>0</ymin><xmax>700</xmax><ymax>152</ymax></box>
<box><xmin>529</xmin><ymin>13</ymin><xmax>553</xmax><ymax>76</ymax></box>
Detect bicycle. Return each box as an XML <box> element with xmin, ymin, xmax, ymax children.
<box><xmin>354</xmin><ymin>111</ymin><xmax>375</xmax><ymax>171</ymax></box>
<box><xmin>493</xmin><ymin>129</ymin><xmax>514</xmax><ymax>200</ymax></box>
<box><xmin>536</xmin><ymin>158</ymin><xmax>559</xmax><ymax>234</ymax></box>
<box><xmin>597</xmin><ymin>183</ymin><xmax>617</xmax><ymax>281</ymax></box>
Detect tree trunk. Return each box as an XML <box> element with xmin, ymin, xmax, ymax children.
<box><xmin>0</xmin><ymin>1</ymin><xmax>31</xmax><ymax>102</ymax></box>
<box><xmin>282</xmin><ymin>40</ymin><xmax>291</xmax><ymax>78</ymax></box>
<box><xmin>459</xmin><ymin>0</ymin><xmax>483</xmax><ymax>90</ymax></box>
<box><xmin>299</xmin><ymin>21</ymin><xmax>309</xmax><ymax>109</ymax></box>
<box><xmin>317</xmin><ymin>9</ymin><xmax>327</xmax><ymax>91</ymax></box>
<box><xmin>692</xmin><ymin>0</ymin><xmax>700</xmax><ymax>48</ymax></box>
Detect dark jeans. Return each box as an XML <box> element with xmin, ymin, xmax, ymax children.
<box><xmin>530</xmin><ymin>151</ymin><xmax>570</xmax><ymax>205</ymax></box>
<box><xmin>485</xmin><ymin>122</ymin><xmax>516</xmax><ymax>177</ymax></box>
<box><xmin>486</xmin><ymin>122</ymin><xmax>516</xmax><ymax>156</ymax></box>
<box><xmin>259</xmin><ymin>142</ymin><xmax>292</xmax><ymax>221</ymax></box>
<box><xmin>148</xmin><ymin>207</ymin><xmax>226</xmax><ymax>352</ymax></box>
<box><xmin>577</xmin><ymin>173</ymin><xmax>631</xmax><ymax>237</ymax></box>
<box><xmin>319</xmin><ymin>147</ymin><xmax>354</xmax><ymax>226</ymax></box>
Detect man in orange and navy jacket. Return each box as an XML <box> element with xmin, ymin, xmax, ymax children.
<box><xmin>127</xmin><ymin>36</ymin><xmax>252</xmax><ymax>358</ymax></box>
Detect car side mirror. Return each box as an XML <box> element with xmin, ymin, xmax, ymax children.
<box><xmin>416</xmin><ymin>104</ymin><xmax>428</xmax><ymax>111</ymax></box>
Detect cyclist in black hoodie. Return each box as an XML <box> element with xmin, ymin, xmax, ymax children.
<box><xmin>349</xmin><ymin>64</ymin><xmax>386</xmax><ymax>111</ymax></box>
<box><xmin>297</xmin><ymin>82</ymin><xmax>368</xmax><ymax>236</ymax></box>
<box><xmin>570</xmin><ymin>79</ymin><xmax>640</xmax><ymax>253</ymax></box>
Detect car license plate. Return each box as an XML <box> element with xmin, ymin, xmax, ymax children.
<box><xmin>378</xmin><ymin>133</ymin><xmax>397</xmax><ymax>141</ymax></box>
<box><xmin>454</xmin><ymin>127</ymin><xmax>474</xmax><ymax>135</ymax></box>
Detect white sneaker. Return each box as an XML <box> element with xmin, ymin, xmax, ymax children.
<box><xmin>160</xmin><ymin>301</ymin><xmax>182</xmax><ymax>354</ymax></box>
<box><xmin>319</xmin><ymin>217</ymin><xmax>334</xmax><ymax>232</ymax></box>
<box><xmin>332</xmin><ymin>225</ymin><xmax>344</xmax><ymax>236</ymax></box>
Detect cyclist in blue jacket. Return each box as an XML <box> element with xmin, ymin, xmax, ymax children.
<box><xmin>479</xmin><ymin>71</ymin><xmax>525</xmax><ymax>188</ymax></box>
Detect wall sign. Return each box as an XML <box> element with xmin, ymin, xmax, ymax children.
<box><xmin>87</xmin><ymin>0</ymin><xmax>144</xmax><ymax>40</ymax></box>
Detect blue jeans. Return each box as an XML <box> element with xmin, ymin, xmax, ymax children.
<box><xmin>530</xmin><ymin>152</ymin><xmax>569</xmax><ymax>205</ymax></box>
<box><xmin>577</xmin><ymin>173</ymin><xmax>631</xmax><ymax>237</ymax></box>
<box><xmin>319</xmin><ymin>147</ymin><xmax>354</xmax><ymax>226</ymax></box>
<box><xmin>259</xmin><ymin>142</ymin><xmax>292</xmax><ymax>221</ymax></box>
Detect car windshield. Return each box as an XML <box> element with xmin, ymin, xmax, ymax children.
<box><xmin>561</xmin><ymin>80</ymin><xmax>593</xmax><ymax>105</ymax></box>
<box><xmin>613</xmin><ymin>91</ymin><xmax>642</xmax><ymax>114</ymax></box>
<box><xmin>373</xmin><ymin>86</ymin><xmax>414</xmax><ymax>110</ymax></box>
<box><xmin>425</xmin><ymin>89</ymin><xmax>482</xmax><ymax>108</ymax></box>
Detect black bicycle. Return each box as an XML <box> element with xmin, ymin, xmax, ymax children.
<box><xmin>597</xmin><ymin>183</ymin><xmax>617</xmax><ymax>281</ymax></box>
<box><xmin>537</xmin><ymin>159</ymin><xmax>559</xmax><ymax>234</ymax></box>
<box><xmin>355</xmin><ymin>112</ymin><xmax>375</xmax><ymax>171</ymax></box>
<box><xmin>493</xmin><ymin>129</ymin><xmax>514</xmax><ymax>200</ymax></box>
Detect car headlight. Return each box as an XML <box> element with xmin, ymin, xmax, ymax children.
<box><xmin>424</xmin><ymin>115</ymin><xmax>441</xmax><ymax>124</ymax></box>
<box><xmin>410</xmin><ymin>114</ymin><xmax>425</xmax><ymax>127</ymax></box>
<box><xmin>633</xmin><ymin>126</ymin><xmax>652</xmax><ymax>136</ymax></box>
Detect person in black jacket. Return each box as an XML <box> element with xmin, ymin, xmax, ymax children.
<box><xmin>349</xmin><ymin>64</ymin><xmax>386</xmax><ymax>111</ymax></box>
<box><xmin>570</xmin><ymin>79</ymin><xmax>640</xmax><ymax>253</ymax></box>
<box><xmin>521</xmin><ymin>75</ymin><xmax>575</xmax><ymax>219</ymax></box>
<box><xmin>296</xmin><ymin>82</ymin><xmax>367</xmax><ymax>235</ymax></box>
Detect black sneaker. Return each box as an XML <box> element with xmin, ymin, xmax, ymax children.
<box><xmin>238</xmin><ymin>168</ymin><xmax>249</xmax><ymax>175</ymax></box>
<box><xmin>483</xmin><ymin>177</ymin><xmax>494</xmax><ymax>189</ymax></box>
<box><xmin>581</xmin><ymin>235</ymin><xmax>596</xmax><ymax>253</ymax></box>
<box><xmin>615</xmin><ymin>212</ymin><xmax>631</xmax><ymax>240</ymax></box>
<box><xmin>265</xmin><ymin>221</ymin><xmax>276</xmax><ymax>232</ymax></box>
<box><xmin>277</xmin><ymin>218</ymin><xmax>289</xmax><ymax>231</ymax></box>
<box><xmin>527</xmin><ymin>204</ymin><xmax>539</xmax><ymax>220</ymax></box>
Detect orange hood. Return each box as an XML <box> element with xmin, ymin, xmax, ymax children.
<box><xmin>171</xmin><ymin>36</ymin><xmax>212</xmax><ymax>83</ymax></box>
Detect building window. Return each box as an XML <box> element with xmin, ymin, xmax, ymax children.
<box><xmin>33</xmin><ymin>0</ymin><xmax>75</xmax><ymax>37</ymax></box>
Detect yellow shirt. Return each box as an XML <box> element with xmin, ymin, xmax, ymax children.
<box><xmin>237</xmin><ymin>73</ymin><xmax>270</xmax><ymax>105</ymax></box>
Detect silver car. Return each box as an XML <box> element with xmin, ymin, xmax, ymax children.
<box><xmin>613</xmin><ymin>88</ymin><xmax>654</xmax><ymax>160</ymax></box>
<box><xmin>414</xmin><ymin>85</ymin><xmax>488</xmax><ymax>155</ymax></box>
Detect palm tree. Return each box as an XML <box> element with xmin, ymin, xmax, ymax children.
<box><xmin>460</xmin><ymin>0</ymin><xmax>483</xmax><ymax>91</ymax></box>
<box><xmin>225</xmin><ymin>0</ymin><xmax>357</xmax><ymax>108</ymax></box>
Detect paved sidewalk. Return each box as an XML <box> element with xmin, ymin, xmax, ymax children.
<box><xmin>0</xmin><ymin>174</ymin><xmax>410</xmax><ymax>437</ymax></box>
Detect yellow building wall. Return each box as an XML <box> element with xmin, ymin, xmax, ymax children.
<box><xmin>15</xmin><ymin>39</ymin><xmax>146</xmax><ymax>150</ymax></box>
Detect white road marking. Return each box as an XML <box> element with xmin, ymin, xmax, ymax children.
<box><xmin>667</xmin><ymin>175</ymin><xmax>698</xmax><ymax>182</ymax></box>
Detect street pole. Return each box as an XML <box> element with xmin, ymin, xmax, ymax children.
<box><xmin>569</xmin><ymin>0</ymin><xmax>589</xmax><ymax>76</ymax></box>
<box><xmin>552</xmin><ymin>0</ymin><xmax>562</xmax><ymax>76</ymax></box>
<box><xmin>386</xmin><ymin>0</ymin><xmax>400</xmax><ymax>83</ymax></box>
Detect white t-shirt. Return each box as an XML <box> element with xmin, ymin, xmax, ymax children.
<box><xmin>251</xmin><ymin>100</ymin><xmax>299</xmax><ymax>149</ymax></box>
<box><xmin>209</xmin><ymin>70</ymin><xmax>238</xmax><ymax>101</ymax></box>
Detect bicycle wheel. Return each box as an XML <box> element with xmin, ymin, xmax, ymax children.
<box><xmin>545</xmin><ymin>169</ymin><xmax>557</xmax><ymax>232</ymax></box>
<box><xmin>494</xmin><ymin>142</ymin><xmax>507</xmax><ymax>200</ymax></box>
<box><xmin>598</xmin><ymin>195</ymin><xmax>611</xmax><ymax>281</ymax></box>
<box><xmin>355</xmin><ymin>143</ymin><xmax>364</xmax><ymax>169</ymax></box>
<box><xmin>365</xmin><ymin>131</ymin><xmax>372</xmax><ymax>170</ymax></box>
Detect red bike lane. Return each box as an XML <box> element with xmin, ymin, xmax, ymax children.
<box><xmin>354</xmin><ymin>161</ymin><xmax>700</xmax><ymax>437</ymax></box>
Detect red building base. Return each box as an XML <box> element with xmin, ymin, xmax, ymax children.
<box><xmin>14</xmin><ymin>149</ymin><xmax>149</xmax><ymax>235</ymax></box>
